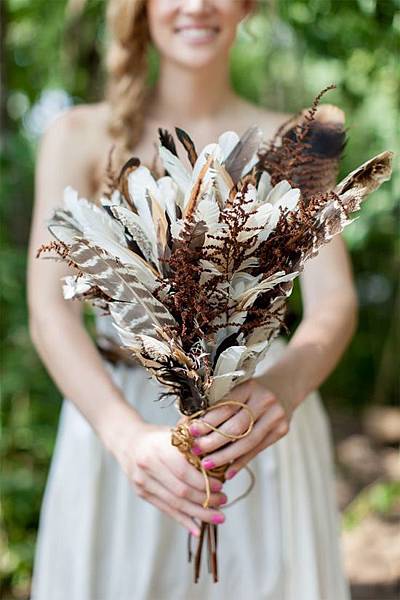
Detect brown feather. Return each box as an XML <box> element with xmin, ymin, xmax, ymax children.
<box><xmin>118</xmin><ymin>157</ymin><xmax>141</xmax><ymax>205</ymax></box>
<box><xmin>175</xmin><ymin>127</ymin><xmax>198</xmax><ymax>167</ymax></box>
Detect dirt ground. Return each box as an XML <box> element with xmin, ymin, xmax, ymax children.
<box><xmin>329</xmin><ymin>406</ymin><xmax>400</xmax><ymax>600</ymax></box>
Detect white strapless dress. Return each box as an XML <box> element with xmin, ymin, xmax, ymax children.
<box><xmin>30</xmin><ymin>312</ymin><xmax>350</xmax><ymax>600</ymax></box>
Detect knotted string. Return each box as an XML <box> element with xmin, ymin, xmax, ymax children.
<box><xmin>171</xmin><ymin>400</ymin><xmax>256</xmax><ymax>509</ymax></box>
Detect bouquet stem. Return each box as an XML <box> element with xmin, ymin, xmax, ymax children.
<box><xmin>171</xmin><ymin>400</ymin><xmax>255</xmax><ymax>583</ymax></box>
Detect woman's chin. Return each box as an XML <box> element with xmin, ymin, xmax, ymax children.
<box><xmin>168</xmin><ymin>44</ymin><xmax>227</xmax><ymax>70</ymax></box>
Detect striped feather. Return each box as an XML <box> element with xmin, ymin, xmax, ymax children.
<box><xmin>68</xmin><ymin>240</ymin><xmax>176</xmax><ymax>331</ymax></box>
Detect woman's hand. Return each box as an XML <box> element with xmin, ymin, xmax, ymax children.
<box><xmin>109</xmin><ymin>416</ymin><xmax>228</xmax><ymax>537</ymax></box>
<box><xmin>187</xmin><ymin>378</ymin><xmax>293</xmax><ymax>480</ymax></box>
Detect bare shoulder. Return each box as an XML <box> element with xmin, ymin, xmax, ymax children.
<box><xmin>37</xmin><ymin>101</ymin><xmax>111</xmax><ymax>194</ymax></box>
<box><xmin>42</xmin><ymin>102</ymin><xmax>109</xmax><ymax>145</ymax></box>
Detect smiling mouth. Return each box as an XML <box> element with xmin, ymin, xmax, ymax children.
<box><xmin>174</xmin><ymin>26</ymin><xmax>220</xmax><ymax>42</ymax></box>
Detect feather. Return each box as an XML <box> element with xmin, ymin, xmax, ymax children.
<box><xmin>175</xmin><ymin>127</ymin><xmax>198</xmax><ymax>167</ymax></box>
<box><xmin>236</xmin><ymin>271</ymin><xmax>298</xmax><ymax>310</ymax></box>
<box><xmin>159</xmin><ymin>146</ymin><xmax>191</xmax><ymax>196</ymax></box>
<box><xmin>183</xmin><ymin>154</ymin><xmax>214</xmax><ymax>218</ymax></box>
<box><xmin>118</xmin><ymin>157</ymin><xmax>141</xmax><ymax>203</ymax></box>
<box><xmin>212</xmin><ymin>160</ymin><xmax>235</xmax><ymax>205</ymax></box>
<box><xmin>110</xmin><ymin>301</ymin><xmax>162</xmax><ymax>338</ymax></box>
<box><xmin>158</xmin><ymin>176</ymin><xmax>179</xmax><ymax>224</ymax></box>
<box><xmin>110</xmin><ymin>205</ymin><xmax>158</xmax><ymax>265</ymax></box>
<box><xmin>127</xmin><ymin>167</ymin><xmax>158</xmax><ymax>232</ymax></box>
<box><xmin>218</xmin><ymin>131</ymin><xmax>240</xmax><ymax>159</ymax></box>
<box><xmin>237</xmin><ymin>202</ymin><xmax>276</xmax><ymax>242</ymax></box>
<box><xmin>62</xmin><ymin>187</ymin><xmax>138</xmax><ymax>266</ymax></box>
<box><xmin>47</xmin><ymin>210</ymin><xmax>82</xmax><ymax>245</ymax></box>
<box><xmin>256</xmin><ymin>171</ymin><xmax>272</xmax><ymax>204</ymax></box>
<box><xmin>207</xmin><ymin>345</ymin><xmax>247</xmax><ymax>403</ymax></box>
<box><xmin>335</xmin><ymin>151</ymin><xmax>393</xmax><ymax>206</ymax></box>
<box><xmin>266</xmin><ymin>180</ymin><xmax>292</xmax><ymax>205</ymax></box>
<box><xmin>68</xmin><ymin>240</ymin><xmax>175</xmax><ymax>332</ymax></box>
<box><xmin>191</xmin><ymin>143</ymin><xmax>223</xmax><ymax>182</ymax></box>
<box><xmin>224</xmin><ymin>126</ymin><xmax>263</xmax><ymax>183</ymax></box>
<box><xmin>158</xmin><ymin>128</ymin><xmax>178</xmax><ymax>156</ymax></box>
<box><xmin>62</xmin><ymin>274</ymin><xmax>93</xmax><ymax>299</ymax></box>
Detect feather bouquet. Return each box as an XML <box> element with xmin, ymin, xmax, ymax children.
<box><xmin>37</xmin><ymin>92</ymin><xmax>392</xmax><ymax>582</ymax></box>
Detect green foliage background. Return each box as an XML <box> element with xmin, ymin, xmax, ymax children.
<box><xmin>1</xmin><ymin>0</ymin><xmax>399</xmax><ymax>596</ymax></box>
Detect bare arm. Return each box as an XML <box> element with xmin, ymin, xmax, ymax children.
<box><xmin>27</xmin><ymin>107</ymin><xmax>226</xmax><ymax>531</ymax></box>
<box><xmin>27</xmin><ymin>107</ymin><xmax>142</xmax><ymax>450</ymax></box>
<box><xmin>258</xmin><ymin>234</ymin><xmax>358</xmax><ymax>411</ymax></box>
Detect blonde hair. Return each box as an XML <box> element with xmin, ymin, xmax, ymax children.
<box><xmin>105</xmin><ymin>0</ymin><xmax>151</xmax><ymax>161</ymax></box>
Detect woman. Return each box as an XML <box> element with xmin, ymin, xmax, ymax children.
<box><xmin>27</xmin><ymin>1</ymin><xmax>356</xmax><ymax>598</ymax></box>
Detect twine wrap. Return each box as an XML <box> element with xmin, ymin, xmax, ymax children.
<box><xmin>171</xmin><ymin>400</ymin><xmax>256</xmax><ymax>508</ymax></box>
<box><xmin>170</xmin><ymin>400</ymin><xmax>256</xmax><ymax>583</ymax></box>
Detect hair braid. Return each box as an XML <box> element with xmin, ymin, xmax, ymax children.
<box><xmin>106</xmin><ymin>0</ymin><xmax>150</xmax><ymax>164</ymax></box>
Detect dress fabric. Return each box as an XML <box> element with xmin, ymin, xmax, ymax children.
<box><xmin>31</xmin><ymin>312</ymin><xmax>350</xmax><ymax>600</ymax></box>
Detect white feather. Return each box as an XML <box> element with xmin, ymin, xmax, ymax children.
<box><xmin>127</xmin><ymin>167</ymin><xmax>157</xmax><ymax>237</ymax></box>
<box><xmin>62</xmin><ymin>275</ymin><xmax>92</xmax><ymax>299</ymax></box>
<box><xmin>192</xmin><ymin>143</ymin><xmax>223</xmax><ymax>182</ymax></box>
<box><xmin>256</xmin><ymin>171</ymin><xmax>272</xmax><ymax>203</ymax></box>
<box><xmin>111</xmin><ymin>205</ymin><xmax>158</xmax><ymax>264</ymax></box>
<box><xmin>159</xmin><ymin>146</ymin><xmax>191</xmax><ymax>195</ymax></box>
<box><xmin>218</xmin><ymin>131</ymin><xmax>240</xmax><ymax>160</ymax></box>
<box><xmin>63</xmin><ymin>186</ymin><xmax>146</xmax><ymax>266</ymax></box>
<box><xmin>276</xmin><ymin>188</ymin><xmax>301</xmax><ymax>211</ymax></box>
<box><xmin>266</xmin><ymin>180</ymin><xmax>292</xmax><ymax>205</ymax></box>
<box><xmin>158</xmin><ymin>177</ymin><xmax>178</xmax><ymax>223</ymax></box>
<box><xmin>236</xmin><ymin>271</ymin><xmax>298</xmax><ymax>310</ymax></box>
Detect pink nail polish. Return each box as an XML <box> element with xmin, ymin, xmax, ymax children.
<box><xmin>210</xmin><ymin>481</ymin><xmax>222</xmax><ymax>493</ymax></box>
<box><xmin>218</xmin><ymin>494</ymin><xmax>228</xmax><ymax>506</ymax></box>
<box><xmin>225</xmin><ymin>469</ymin><xmax>237</xmax><ymax>480</ymax></box>
<box><xmin>189</xmin><ymin>425</ymin><xmax>200</xmax><ymax>437</ymax></box>
<box><xmin>190</xmin><ymin>528</ymin><xmax>200</xmax><ymax>537</ymax></box>
<box><xmin>202</xmin><ymin>458</ymin><xmax>215</xmax><ymax>470</ymax></box>
<box><xmin>191</xmin><ymin>444</ymin><xmax>202</xmax><ymax>456</ymax></box>
<box><xmin>211</xmin><ymin>514</ymin><xmax>225</xmax><ymax>525</ymax></box>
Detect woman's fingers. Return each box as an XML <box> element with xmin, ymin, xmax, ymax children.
<box><xmin>199</xmin><ymin>404</ymin><xmax>288</xmax><ymax>470</ymax></box>
<box><xmin>139</xmin><ymin>474</ymin><xmax>226</xmax><ymax>525</ymax></box>
<box><xmin>188</xmin><ymin>380</ymin><xmax>255</xmax><ymax>436</ymax></box>
<box><xmin>152</xmin><ymin>457</ymin><xmax>227</xmax><ymax>508</ymax></box>
<box><xmin>224</xmin><ymin>422</ymin><xmax>289</xmax><ymax>479</ymax></box>
<box><xmin>161</xmin><ymin>447</ymin><xmax>224</xmax><ymax>494</ymax></box>
<box><xmin>142</xmin><ymin>491</ymin><xmax>201</xmax><ymax>536</ymax></box>
<box><xmin>224</xmin><ymin>443</ymin><xmax>265</xmax><ymax>480</ymax></box>
<box><xmin>192</xmin><ymin>405</ymin><xmax>257</xmax><ymax>456</ymax></box>
<box><xmin>192</xmin><ymin>388</ymin><xmax>276</xmax><ymax>456</ymax></box>
<box><xmin>189</xmin><ymin>403</ymin><xmax>241</xmax><ymax>437</ymax></box>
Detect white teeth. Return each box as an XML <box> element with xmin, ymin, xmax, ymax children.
<box><xmin>177</xmin><ymin>28</ymin><xmax>217</xmax><ymax>41</ymax></box>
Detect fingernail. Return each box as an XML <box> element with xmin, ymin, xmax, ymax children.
<box><xmin>211</xmin><ymin>514</ymin><xmax>225</xmax><ymax>525</ymax></box>
<box><xmin>218</xmin><ymin>494</ymin><xmax>228</xmax><ymax>506</ymax></box>
<box><xmin>210</xmin><ymin>481</ymin><xmax>222</xmax><ymax>492</ymax></box>
<box><xmin>189</xmin><ymin>425</ymin><xmax>200</xmax><ymax>437</ymax></box>
<box><xmin>202</xmin><ymin>458</ymin><xmax>215</xmax><ymax>470</ymax></box>
<box><xmin>225</xmin><ymin>469</ymin><xmax>237</xmax><ymax>480</ymax></box>
<box><xmin>190</xmin><ymin>528</ymin><xmax>200</xmax><ymax>537</ymax></box>
<box><xmin>191</xmin><ymin>444</ymin><xmax>202</xmax><ymax>456</ymax></box>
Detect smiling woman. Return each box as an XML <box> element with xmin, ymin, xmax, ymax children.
<box><xmin>27</xmin><ymin>1</ymin><xmax>358</xmax><ymax>599</ymax></box>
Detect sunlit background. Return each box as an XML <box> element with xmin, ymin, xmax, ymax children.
<box><xmin>1</xmin><ymin>0</ymin><xmax>399</xmax><ymax>598</ymax></box>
